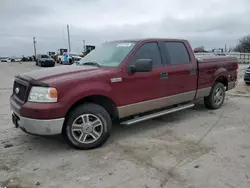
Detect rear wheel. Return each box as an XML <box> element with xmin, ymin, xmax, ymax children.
<box><xmin>204</xmin><ymin>82</ymin><xmax>225</xmax><ymax>109</ymax></box>
<box><xmin>63</xmin><ymin>103</ymin><xmax>112</xmax><ymax>150</ymax></box>
<box><xmin>245</xmin><ymin>82</ymin><xmax>250</xmax><ymax>85</ymax></box>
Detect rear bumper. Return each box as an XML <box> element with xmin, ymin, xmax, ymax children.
<box><xmin>12</xmin><ymin>112</ymin><xmax>64</xmax><ymax>135</ymax></box>
<box><xmin>228</xmin><ymin>80</ymin><xmax>237</xmax><ymax>90</ymax></box>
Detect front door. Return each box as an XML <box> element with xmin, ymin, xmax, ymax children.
<box><xmin>117</xmin><ymin>42</ymin><xmax>168</xmax><ymax>117</ymax></box>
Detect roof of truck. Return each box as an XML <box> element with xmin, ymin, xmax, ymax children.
<box><xmin>111</xmin><ymin>38</ymin><xmax>188</xmax><ymax>43</ymax></box>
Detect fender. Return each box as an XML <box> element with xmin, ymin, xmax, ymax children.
<box><xmin>60</xmin><ymin>81</ymin><xmax>117</xmax><ymax>114</ymax></box>
<box><xmin>212</xmin><ymin>67</ymin><xmax>228</xmax><ymax>84</ymax></box>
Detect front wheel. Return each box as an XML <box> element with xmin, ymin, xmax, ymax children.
<box><xmin>204</xmin><ymin>82</ymin><xmax>225</xmax><ymax>109</ymax></box>
<box><xmin>63</xmin><ymin>103</ymin><xmax>112</xmax><ymax>150</ymax></box>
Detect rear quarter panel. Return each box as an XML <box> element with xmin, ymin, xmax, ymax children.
<box><xmin>198</xmin><ymin>56</ymin><xmax>238</xmax><ymax>89</ymax></box>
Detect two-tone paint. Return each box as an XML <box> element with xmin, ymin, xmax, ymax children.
<box><xmin>10</xmin><ymin>38</ymin><xmax>238</xmax><ymax>132</ymax></box>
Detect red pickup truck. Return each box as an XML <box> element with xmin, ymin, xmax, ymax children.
<box><xmin>10</xmin><ymin>38</ymin><xmax>238</xmax><ymax>149</ymax></box>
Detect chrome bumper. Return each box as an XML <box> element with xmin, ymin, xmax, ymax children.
<box><xmin>12</xmin><ymin>112</ymin><xmax>65</xmax><ymax>135</ymax></box>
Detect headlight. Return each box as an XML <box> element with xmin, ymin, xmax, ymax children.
<box><xmin>28</xmin><ymin>87</ymin><xmax>58</xmax><ymax>103</ymax></box>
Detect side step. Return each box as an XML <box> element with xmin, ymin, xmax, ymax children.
<box><xmin>121</xmin><ymin>103</ymin><xmax>195</xmax><ymax>125</ymax></box>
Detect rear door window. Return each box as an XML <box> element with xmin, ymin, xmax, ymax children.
<box><xmin>131</xmin><ymin>42</ymin><xmax>162</xmax><ymax>67</ymax></box>
<box><xmin>164</xmin><ymin>42</ymin><xmax>190</xmax><ymax>65</ymax></box>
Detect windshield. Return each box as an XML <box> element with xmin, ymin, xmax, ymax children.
<box><xmin>41</xmin><ymin>55</ymin><xmax>49</xmax><ymax>58</ymax></box>
<box><xmin>78</xmin><ymin>41</ymin><xmax>137</xmax><ymax>67</ymax></box>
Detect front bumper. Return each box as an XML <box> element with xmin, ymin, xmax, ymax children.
<box><xmin>12</xmin><ymin>112</ymin><xmax>64</xmax><ymax>135</ymax></box>
<box><xmin>41</xmin><ymin>61</ymin><xmax>55</xmax><ymax>67</ymax></box>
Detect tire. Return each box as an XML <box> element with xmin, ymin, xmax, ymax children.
<box><xmin>59</xmin><ymin>59</ymin><xmax>62</xmax><ymax>64</ymax></box>
<box><xmin>245</xmin><ymin>82</ymin><xmax>250</xmax><ymax>85</ymax></box>
<box><xmin>204</xmin><ymin>82</ymin><xmax>225</xmax><ymax>109</ymax></box>
<box><xmin>63</xmin><ymin>103</ymin><xmax>112</xmax><ymax>150</ymax></box>
<box><xmin>35</xmin><ymin>61</ymin><xmax>38</xmax><ymax>66</ymax></box>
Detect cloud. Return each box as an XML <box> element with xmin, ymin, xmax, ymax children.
<box><xmin>0</xmin><ymin>0</ymin><xmax>250</xmax><ymax>56</ymax></box>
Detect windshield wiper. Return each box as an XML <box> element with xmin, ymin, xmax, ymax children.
<box><xmin>82</xmin><ymin>61</ymin><xmax>100</xmax><ymax>67</ymax></box>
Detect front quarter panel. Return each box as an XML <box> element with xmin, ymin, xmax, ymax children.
<box><xmin>59</xmin><ymin>81</ymin><xmax>117</xmax><ymax>115</ymax></box>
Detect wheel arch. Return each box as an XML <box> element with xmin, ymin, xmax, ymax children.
<box><xmin>65</xmin><ymin>95</ymin><xmax>119</xmax><ymax>122</ymax></box>
<box><xmin>213</xmin><ymin>68</ymin><xmax>228</xmax><ymax>89</ymax></box>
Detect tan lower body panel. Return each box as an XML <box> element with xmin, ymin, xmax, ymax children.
<box><xmin>195</xmin><ymin>87</ymin><xmax>211</xmax><ymax>98</ymax></box>
<box><xmin>118</xmin><ymin>87</ymin><xmax>212</xmax><ymax>118</ymax></box>
<box><xmin>118</xmin><ymin>91</ymin><xmax>196</xmax><ymax>118</ymax></box>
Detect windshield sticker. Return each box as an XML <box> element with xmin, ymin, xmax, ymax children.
<box><xmin>117</xmin><ymin>43</ymin><xmax>132</xmax><ymax>47</ymax></box>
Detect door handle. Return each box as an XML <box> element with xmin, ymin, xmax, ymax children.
<box><xmin>160</xmin><ymin>72</ymin><xmax>168</xmax><ymax>79</ymax></box>
<box><xmin>189</xmin><ymin>69</ymin><xmax>197</xmax><ymax>75</ymax></box>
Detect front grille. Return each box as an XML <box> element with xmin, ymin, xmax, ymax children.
<box><xmin>45</xmin><ymin>60</ymin><xmax>53</xmax><ymax>63</ymax></box>
<box><xmin>13</xmin><ymin>81</ymin><xmax>28</xmax><ymax>101</ymax></box>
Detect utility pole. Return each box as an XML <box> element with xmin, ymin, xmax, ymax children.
<box><xmin>224</xmin><ymin>44</ymin><xmax>228</xmax><ymax>52</ymax></box>
<box><xmin>67</xmin><ymin>24</ymin><xmax>71</xmax><ymax>53</ymax></box>
<box><xmin>33</xmin><ymin>37</ymin><xmax>37</xmax><ymax>57</ymax></box>
<box><xmin>83</xmin><ymin>40</ymin><xmax>86</xmax><ymax>52</ymax></box>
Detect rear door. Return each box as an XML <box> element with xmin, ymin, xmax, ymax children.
<box><xmin>161</xmin><ymin>41</ymin><xmax>197</xmax><ymax>99</ymax></box>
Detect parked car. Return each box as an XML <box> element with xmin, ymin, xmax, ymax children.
<box><xmin>10</xmin><ymin>38</ymin><xmax>238</xmax><ymax>150</ymax></box>
<box><xmin>244</xmin><ymin>66</ymin><xmax>250</xmax><ymax>85</ymax></box>
<box><xmin>1</xmin><ymin>57</ymin><xmax>12</xmax><ymax>62</ymax></box>
<box><xmin>36</xmin><ymin>54</ymin><xmax>55</xmax><ymax>67</ymax></box>
<box><xmin>13</xmin><ymin>57</ymin><xmax>22</xmax><ymax>62</ymax></box>
<box><xmin>59</xmin><ymin>52</ymin><xmax>82</xmax><ymax>65</ymax></box>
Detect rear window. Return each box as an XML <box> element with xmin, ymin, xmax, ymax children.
<box><xmin>164</xmin><ymin>42</ymin><xmax>190</xmax><ymax>65</ymax></box>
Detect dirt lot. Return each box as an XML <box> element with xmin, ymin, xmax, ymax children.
<box><xmin>0</xmin><ymin>62</ymin><xmax>250</xmax><ymax>188</ymax></box>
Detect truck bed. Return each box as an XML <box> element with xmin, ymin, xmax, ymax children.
<box><xmin>197</xmin><ymin>56</ymin><xmax>238</xmax><ymax>92</ymax></box>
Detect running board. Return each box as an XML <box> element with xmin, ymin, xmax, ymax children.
<box><xmin>121</xmin><ymin>103</ymin><xmax>195</xmax><ymax>125</ymax></box>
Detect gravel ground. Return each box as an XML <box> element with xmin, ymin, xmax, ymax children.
<box><xmin>0</xmin><ymin>62</ymin><xmax>250</xmax><ymax>188</ymax></box>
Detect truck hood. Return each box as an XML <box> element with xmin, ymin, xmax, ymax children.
<box><xmin>21</xmin><ymin>65</ymin><xmax>101</xmax><ymax>82</ymax></box>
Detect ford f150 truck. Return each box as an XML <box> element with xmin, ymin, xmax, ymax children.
<box><xmin>10</xmin><ymin>38</ymin><xmax>238</xmax><ymax>150</ymax></box>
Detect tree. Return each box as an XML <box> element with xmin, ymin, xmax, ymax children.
<box><xmin>234</xmin><ymin>35</ymin><xmax>250</xmax><ymax>53</ymax></box>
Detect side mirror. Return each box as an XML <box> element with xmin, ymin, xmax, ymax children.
<box><xmin>129</xmin><ymin>59</ymin><xmax>153</xmax><ymax>73</ymax></box>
